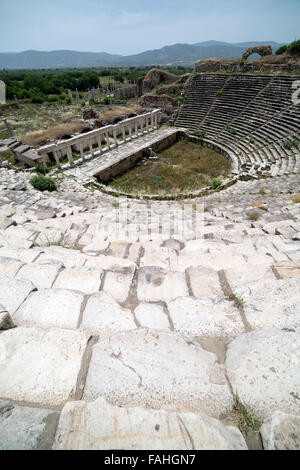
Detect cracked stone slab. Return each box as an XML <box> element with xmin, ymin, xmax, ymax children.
<box><xmin>137</xmin><ymin>267</ymin><xmax>189</xmax><ymax>302</ymax></box>
<box><xmin>225</xmin><ymin>328</ymin><xmax>300</xmax><ymax>420</ymax></box>
<box><xmin>263</xmin><ymin>220</ymin><xmax>295</xmax><ymax>234</ymax></box>
<box><xmin>0</xmin><ymin>247</ymin><xmax>41</xmax><ymax>264</ymax></box>
<box><xmin>167</xmin><ymin>296</ymin><xmax>244</xmax><ymax>339</ymax></box>
<box><xmin>37</xmin><ymin>247</ymin><xmax>87</xmax><ymax>267</ymax></box>
<box><xmin>53</xmin><ymin>266</ymin><xmax>103</xmax><ymax>294</ymax></box>
<box><xmin>225</xmin><ymin>264</ymin><xmax>276</xmax><ymax>290</ymax></box>
<box><xmin>85</xmin><ymin>255</ymin><xmax>136</xmax><ymax>271</ymax></box>
<box><xmin>53</xmin><ymin>397</ymin><xmax>247</xmax><ymax>450</ymax></box>
<box><xmin>0</xmin><ymin>327</ymin><xmax>90</xmax><ymax>407</ymax></box>
<box><xmin>0</xmin><ymin>256</ymin><xmax>24</xmax><ymax>277</ymax></box>
<box><xmin>83</xmin><ymin>329</ymin><xmax>233</xmax><ymax>418</ymax></box>
<box><xmin>235</xmin><ymin>279</ymin><xmax>300</xmax><ymax>330</ymax></box>
<box><xmin>0</xmin><ymin>276</ymin><xmax>35</xmax><ymax>314</ymax></box>
<box><xmin>187</xmin><ymin>266</ymin><xmax>223</xmax><ymax>297</ymax></box>
<box><xmin>273</xmin><ymin>261</ymin><xmax>300</xmax><ymax>279</ymax></box>
<box><xmin>80</xmin><ymin>292</ymin><xmax>135</xmax><ymax>337</ymax></box>
<box><xmin>135</xmin><ymin>303</ymin><xmax>170</xmax><ymax>330</ymax></box>
<box><xmin>13</xmin><ymin>288</ymin><xmax>85</xmax><ymax>329</ymax></box>
<box><xmin>260</xmin><ymin>410</ymin><xmax>300</xmax><ymax>450</ymax></box>
<box><xmin>0</xmin><ymin>401</ymin><xmax>59</xmax><ymax>450</ymax></box>
<box><xmin>103</xmin><ymin>267</ymin><xmax>135</xmax><ymax>303</ymax></box>
<box><xmin>16</xmin><ymin>261</ymin><xmax>63</xmax><ymax>289</ymax></box>
<box><xmin>140</xmin><ymin>247</ymin><xmax>175</xmax><ymax>269</ymax></box>
<box><xmin>170</xmin><ymin>249</ymin><xmax>246</xmax><ymax>272</ymax></box>
<box><xmin>0</xmin><ymin>229</ymin><xmax>34</xmax><ymax>249</ymax></box>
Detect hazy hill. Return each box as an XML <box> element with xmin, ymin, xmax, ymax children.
<box><xmin>0</xmin><ymin>41</ymin><xmax>285</xmax><ymax>69</ymax></box>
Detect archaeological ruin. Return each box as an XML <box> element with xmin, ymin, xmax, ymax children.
<box><xmin>0</xmin><ymin>45</ymin><xmax>299</xmax><ymax>451</ymax></box>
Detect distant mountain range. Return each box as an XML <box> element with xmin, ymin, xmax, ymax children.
<box><xmin>0</xmin><ymin>41</ymin><xmax>285</xmax><ymax>69</ymax></box>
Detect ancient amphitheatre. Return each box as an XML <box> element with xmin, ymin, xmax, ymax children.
<box><xmin>0</xmin><ymin>42</ymin><xmax>299</xmax><ymax>451</ymax></box>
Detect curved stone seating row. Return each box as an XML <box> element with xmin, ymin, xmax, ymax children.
<box><xmin>176</xmin><ymin>74</ymin><xmax>300</xmax><ymax>180</ymax></box>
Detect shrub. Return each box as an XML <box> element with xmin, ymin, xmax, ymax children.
<box><xmin>276</xmin><ymin>40</ymin><xmax>300</xmax><ymax>56</ymax></box>
<box><xmin>275</xmin><ymin>45</ymin><xmax>288</xmax><ymax>55</ymax></box>
<box><xmin>30</xmin><ymin>174</ymin><xmax>57</xmax><ymax>192</ymax></box>
<box><xmin>48</xmin><ymin>95</ymin><xmax>59</xmax><ymax>102</ymax></box>
<box><xmin>216</xmin><ymin>89</ymin><xmax>223</xmax><ymax>96</ymax></box>
<box><xmin>102</xmin><ymin>96</ymin><xmax>110</xmax><ymax>105</ymax></box>
<box><xmin>211</xmin><ymin>179</ymin><xmax>222</xmax><ymax>189</ymax></box>
<box><xmin>288</xmin><ymin>39</ymin><xmax>300</xmax><ymax>56</ymax></box>
<box><xmin>248</xmin><ymin>212</ymin><xmax>260</xmax><ymax>221</ymax></box>
<box><xmin>34</xmin><ymin>163</ymin><xmax>49</xmax><ymax>175</ymax></box>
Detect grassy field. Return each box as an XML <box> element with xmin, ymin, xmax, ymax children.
<box><xmin>108</xmin><ymin>139</ymin><xmax>231</xmax><ymax>195</ymax></box>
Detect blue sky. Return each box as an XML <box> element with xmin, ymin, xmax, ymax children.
<box><xmin>0</xmin><ymin>0</ymin><xmax>299</xmax><ymax>54</ymax></box>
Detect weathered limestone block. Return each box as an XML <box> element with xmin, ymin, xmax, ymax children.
<box><xmin>0</xmin><ymin>276</ymin><xmax>35</xmax><ymax>314</ymax></box>
<box><xmin>225</xmin><ymin>328</ymin><xmax>300</xmax><ymax>420</ymax></box>
<box><xmin>0</xmin><ymin>401</ymin><xmax>59</xmax><ymax>450</ymax></box>
<box><xmin>260</xmin><ymin>410</ymin><xmax>300</xmax><ymax>450</ymax></box>
<box><xmin>225</xmin><ymin>264</ymin><xmax>275</xmax><ymax>290</ymax></box>
<box><xmin>13</xmin><ymin>289</ymin><xmax>84</xmax><ymax>329</ymax></box>
<box><xmin>167</xmin><ymin>296</ymin><xmax>244</xmax><ymax>339</ymax></box>
<box><xmin>103</xmin><ymin>267</ymin><xmax>135</xmax><ymax>303</ymax></box>
<box><xmin>262</xmin><ymin>220</ymin><xmax>295</xmax><ymax>234</ymax></box>
<box><xmin>273</xmin><ymin>261</ymin><xmax>300</xmax><ymax>279</ymax></box>
<box><xmin>137</xmin><ymin>267</ymin><xmax>188</xmax><ymax>302</ymax></box>
<box><xmin>235</xmin><ymin>279</ymin><xmax>300</xmax><ymax>329</ymax></box>
<box><xmin>85</xmin><ymin>255</ymin><xmax>136</xmax><ymax>271</ymax></box>
<box><xmin>83</xmin><ymin>329</ymin><xmax>233</xmax><ymax>418</ymax></box>
<box><xmin>187</xmin><ymin>266</ymin><xmax>223</xmax><ymax>297</ymax></box>
<box><xmin>53</xmin><ymin>266</ymin><xmax>103</xmax><ymax>294</ymax></box>
<box><xmin>53</xmin><ymin>397</ymin><xmax>247</xmax><ymax>450</ymax></box>
<box><xmin>0</xmin><ymin>256</ymin><xmax>24</xmax><ymax>277</ymax></box>
<box><xmin>16</xmin><ymin>261</ymin><xmax>63</xmax><ymax>289</ymax></box>
<box><xmin>0</xmin><ymin>305</ymin><xmax>14</xmax><ymax>330</ymax></box>
<box><xmin>0</xmin><ymin>327</ymin><xmax>90</xmax><ymax>407</ymax></box>
<box><xmin>0</xmin><ymin>247</ymin><xmax>41</xmax><ymax>264</ymax></box>
<box><xmin>80</xmin><ymin>292</ymin><xmax>135</xmax><ymax>337</ymax></box>
<box><xmin>38</xmin><ymin>246</ymin><xmax>87</xmax><ymax>267</ymax></box>
<box><xmin>135</xmin><ymin>303</ymin><xmax>170</xmax><ymax>330</ymax></box>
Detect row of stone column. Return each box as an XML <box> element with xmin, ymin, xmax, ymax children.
<box><xmin>39</xmin><ymin>111</ymin><xmax>160</xmax><ymax>169</ymax></box>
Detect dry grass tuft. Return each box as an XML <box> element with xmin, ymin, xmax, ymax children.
<box><xmin>107</xmin><ymin>139</ymin><xmax>231</xmax><ymax>195</ymax></box>
<box><xmin>21</xmin><ymin>121</ymin><xmax>88</xmax><ymax>147</ymax></box>
<box><xmin>291</xmin><ymin>194</ymin><xmax>300</xmax><ymax>204</ymax></box>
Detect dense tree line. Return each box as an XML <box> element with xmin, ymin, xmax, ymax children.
<box><xmin>0</xmin><ymin>66</ymin><xmax>192</xmax><ymax>104</ymax></box>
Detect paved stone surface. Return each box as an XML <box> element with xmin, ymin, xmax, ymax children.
<box><xmin>135</xmin><ymin>303</ymin><xmax>170</xmax><ymax>330</ymax></box>
<box><xmin>0</xmin><ymin>327</ymin><xmax>90</xmax><ymax>407</ymax></box>
<box><xmin>14</xmin><ymin>289</ymin><xmax>84</xmax><ymax>329</ymax></box>
<box><xmin>225</xmin><ymin>264</ymin><xmax>276</xmax><ymax>290</ymax></box>
<box><xmin>53</xmin><ymin>267</ymin><xmax>103</xmax><ymax>294</ymax></box>
<box><xmin>187</xmin><ymin>266</ymin><xmax>223</xmax><ymax>297</ymax></box>
<box><xmin>167</xmin><ymin>296</ymin><xmax>245</xmax><ymax>339</ymax></box>
<box><xmin>0</xmin><ymin>401</ymin><xmax>59</xmax><ymax>450</ymax></box>
<box><xmin>137</xmin><ymin>267</ymin><xmax>189</xmax><ymax>302</ymax></box>
<box><xmin>0</xmin><ymin>277</ymin><xmax>35</xmax><ymax>314</ymax></box>
<box><xmin>16</xmin><ymin>261</ymin><xmax>62</xmax><ymax>289</ymax></box>
<box><xmin>260</xmin><ymin>410</ymin><xmax>300</xmax><ymax>450</ymax></box>
<box><xmin>53</xmin><ymin>397</ymin><xmax>247</xmax><ymax>450</ymax></box>
<box><xmin>225</xmin><ymin>329</ymin><xmax>300</xmax><ymax>420</ymax></box>
<box><xmin>273</xmin><ymin>261</ymin><xmax>300</xmax><ymax>279</ymax></box>
<box><xmin>235</xmin><ymin>279</ymin><xmax>300</xmax><ymax>330</ymax></box>
<box><xmin>83</xmin><ymin>329</ymin><xmax>233</xmax><ymax>418</ymax></box>
<box><xmin>80</xmin><ymin>292</ymin><xmax>135</xmax><ymax>337</ymax></box>
<box><xmin>0</xmin><ymin>256</ymin><xmax>23</xmax><ymax>277</ymax></box>
<box><xmin>103</xmin><ymin>267</ymin><xmax>135</xmax><ymax>303</ymax></box>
